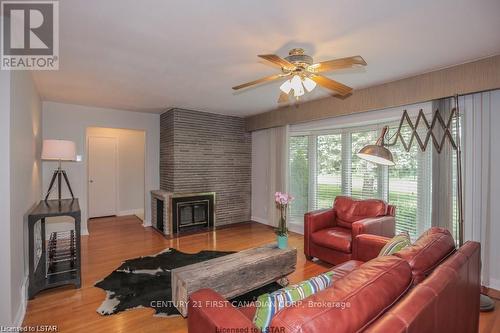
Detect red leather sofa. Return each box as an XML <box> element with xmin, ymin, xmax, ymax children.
<box><xmin>304</xmin><ymin>196</ymin><xmax>396</xmax><ymax>265</ymax></box>
<box><xmin>188</xmin><ymin>227</ymin><xmax>481</xmax><ymax>333</ymax></box>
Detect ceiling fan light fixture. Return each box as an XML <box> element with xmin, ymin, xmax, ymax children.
<box><xmin>290</xmin><ymin>75</ymin><xmax>303</xmax><ymax>91</ymax></box>
<box><xmin>302</xmin><ymin>77</ymin><xmax>317</xmax><ymax>92</ymax></box>
<box><xmin>293</xmin><ymin>84</ymin><xmax>305</xmax><ymax>98</ymax></box>
<box><xmin>279</xmin><ymin>79</ymin><xmax>292</xmax><ymax>94</ymax></box>
<box><xmin>232</xmin><ymin>49</ymin><xmax>366</xmax><ymax>101</ymax></box>
<box><xmin>290</xmin><ymin>75</ymin><xmax>305</xmax><ymax>97</ymax></box>
<box><xmin>294</xmin><ymin>86</ymin><xmax>305</xmax><ymax>98</ymax></box>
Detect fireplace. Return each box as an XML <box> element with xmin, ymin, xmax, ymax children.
<box><xmin>151</xmin><ymin>190</ymin><xmax>172</xmax><ymax>235</ymax></box>
<box><xmin>172</xmin><ymin>194</ymin><xmax>214</xmax><ymax>233</ymax></box>
<box><xmin>151</xmin><ymin>190</ymin><xmax>215</xmax><ymax>236</ymax></box>
<box><xmin>156</xmin><ymin>198</ymin><xmax>164</xmax><ymax>232</ymax></box>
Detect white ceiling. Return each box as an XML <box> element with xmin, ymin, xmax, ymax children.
<box><xmin>33</xmin><ymin>0</ymin><xmax>500</xmax><ymax>117</ymax></box>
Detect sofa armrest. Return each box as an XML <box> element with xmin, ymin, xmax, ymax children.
<box><xmin>304</xmin><ymin>208</ymin><xmax>336</xmax><ymax>257</ymax></box>
<box><xmin>352</xmin><ymin>234</ymin><xmax>391</xmax><ymax>262</ymax></box>
<box><xmin>351</xmin><ymin>216</ymin><xmax>395</xmax><ymax>238</ymax></box>
<box><xmin>188</xmin><ymin>289</ymin><xmax>256</xmax><ymax>333</ymax></box>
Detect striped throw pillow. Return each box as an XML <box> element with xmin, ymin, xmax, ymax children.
<box><xmin>378</xmin><ymin>233</ymin><xmax>411</xmax><ymax>257</ymax></box>
<box><xmin>253</xmin><ymin>271</ymin><xmax>334</xmax><ymax>332</ymax></box>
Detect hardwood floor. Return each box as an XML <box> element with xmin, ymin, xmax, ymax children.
<box><xmin>23</xmin><ymin>215</ymin><xmax>499</xmax><ymax>333</ymax></box>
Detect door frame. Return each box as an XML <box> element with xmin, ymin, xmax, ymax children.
<box><xmin>85</xmin><ymin>127</ymin><xmax>147</xmax><ymax>231</ymax></box>
<box><xmin>86</xmin><ymin>134</ymin><xmax>119</xmax><ymax>219</ymax></box>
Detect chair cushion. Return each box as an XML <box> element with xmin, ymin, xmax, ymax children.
<box><xmin>311</xmin><ymin>227</ymin><xmax>352</xmax><ymax>253</ymax></box>
<box><xmin>394</xmin><ymin>227</ymin><xmax>456</xmax><ymax>284</ymax></box>
<box><xmin>334</xmin><ymin>196</ymin><xmax>388</xmax><ymax>229</ymax></box>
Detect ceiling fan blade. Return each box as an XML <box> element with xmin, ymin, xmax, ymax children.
<box><xmin>258</xmin><ymin>54</ymin><xmax>296</xmax><ymax>71</ymax></box>
<box><xmin>309</xmin><ymin>74</ymin><xmax>353</xmax><ymax>96</ymax></box>
<box><xmin>277</xmin><ymin>91</ymin><xmax>290</xmax><ymax>104</ymax></box>
<box><xmin>307</xmin><ymin>56</ymin><xmax>366</xmax><ymax>73</ymax></box>
<box><xmin>232</xmin><ymin>74</ymin><xmax>284</xmax><ymax>90</ymax></box>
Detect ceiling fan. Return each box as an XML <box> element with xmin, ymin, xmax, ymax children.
<box><xmin>232</xmin><ymin>48</ymin><xmax>366</xmax><ymax>103</ymax></box>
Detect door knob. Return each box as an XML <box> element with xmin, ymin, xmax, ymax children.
<box><xmin>89</xmin><ymin>180</ymin><xmax>94</xmax><ymax>183</ymax></box>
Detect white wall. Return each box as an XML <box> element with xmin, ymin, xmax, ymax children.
<box><xmin>87</xmin><ymin>127</ymin><xmax>145</xmax><ymax>217</ymax></box>
<box><xmin>10</xmin><ymin>71</ymin><xmax>42</xmax><ymax>326</ymax></box>
<box><xmin>251</xmin><ymin>129</ymin><xmax>271</xmax><ymax>225</ymax></box>
<box><xmin>42</xmin><ymin>102</ymin><xmax>159</xmax><ymax>235</ymax></box>
<box><xmin>0</xmin><ymin>70</ymin><xmax>12</xmax><ymax>326</ymax></box>
<box><xmin>0</xmin><ymin>71</ymin><xmax>42</xmax><ymax>326</ymax></box>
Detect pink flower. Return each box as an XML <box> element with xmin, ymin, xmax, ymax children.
<box><xmin>274</xmin><ymin>192</ymin><xmax>294</xmax><ymax>206</ymax></box>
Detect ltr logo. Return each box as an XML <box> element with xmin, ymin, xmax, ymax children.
<box><xmin>1</xmin><ymin>1</ymin><xmax>59</xmax><ymax>70</ymax></box>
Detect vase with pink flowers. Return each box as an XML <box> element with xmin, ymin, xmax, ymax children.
<box><xmin>274</xmin><ymin>192</ymin><xmax>294</xmax><ymax>249</ymax></box>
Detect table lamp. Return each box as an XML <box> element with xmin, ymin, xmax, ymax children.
<box><xmin>42</xmin><ymin>139</ymin><xmax>76</xmax><ymax>201</ymax></box>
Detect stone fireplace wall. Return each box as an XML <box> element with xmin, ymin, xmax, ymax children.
<box><xmin>160</xmin><ymin>108</ymin><xmax>251</xmax><ymax>226</ymax></box>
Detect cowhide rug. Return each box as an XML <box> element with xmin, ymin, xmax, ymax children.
<box><xmin>95</xmin><ymin>248</ymin><xmax>281</xmax><ymax>317</ymax></box>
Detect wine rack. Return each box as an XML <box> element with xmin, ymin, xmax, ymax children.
<box><xmin>46</xmin><ymin>231</ymin><xmax>77</xmax><ymax>282</ymax></box>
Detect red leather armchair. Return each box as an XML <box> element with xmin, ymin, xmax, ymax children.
<box><xmin>304</xmin><ymin>196</ymin><xmax>395</xmax><ymax>265</ymax></box>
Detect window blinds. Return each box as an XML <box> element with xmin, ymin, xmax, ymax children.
<box><xmin>289</xmin><ymin>136</ymin><xmax>309</xmax><ymax>222</ymax></box>
<box><xmin>349</xmin><ymin>129</ymin><xmax>385</xmax><ymax>200</ymax></box>
<box><xmin>289</xmin><ymin>123</ymin><xmax>436</xmax><ymax>240</ymax></box>
<box><xmin>316</xmin><ymin>134</ymin><xmax>342</xmax><ymax>209</ymax></box>
<box><xmin>388</xmin><ymin>143</ymin><xmax>432</xmax><ymax>239</ymax></box>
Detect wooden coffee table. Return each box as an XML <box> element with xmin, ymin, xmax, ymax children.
<box><xmin>171</xmin><ymin>243</ymin><xmax>297</xmax><ymax>317</ymax></box>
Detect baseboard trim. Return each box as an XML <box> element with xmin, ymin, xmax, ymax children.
<box><xmin>251</xmin><ymin>216</ymin><xmax>268</xmax><ymax>225</ymax></box>
<box><xmin>251</xmin><ymin>216</ymin><xmax>304</xmax><ymax>235</ymax></box>
<box><xmin>487</xmin><ymin>278</ymin><xmax>500</xmax><ymax>293</ymax></box>
<box><xmin>118</xmin><ymin>209</ymin><xmax>144</xmax><ymax>217</ymax></box>
<box><xmin>482</xmin><ymin>285</ymin><xmax>500</xmax><ymax>300</ymax></box>
<box><xmin>13</xmin><ymin>275</ymin><xmax>28</xmax><ymax>327</ymax></box>
<box><xmin>288</xmin><ymin>223</ymin><xmax>304</xmax><ymax>235</ymax></box>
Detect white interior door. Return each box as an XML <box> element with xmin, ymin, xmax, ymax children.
<box><xmin>88</xmin><ymin>136</ymin><xmax>117</xmax><ymax>218</ymax></box>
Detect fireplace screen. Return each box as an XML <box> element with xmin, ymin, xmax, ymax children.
<box><xmin>178</xmin><ymin>201</ymin><xmax>208</xmax><ymax>226</ymax></box>
<box><xmin>179</xmin><ymin>205</ymin><xmax>193</xmax><ymax>225</ymax></box>
<box><xmin>172</xmin><ymin>194</ymin><xmax>214</xmax><ymax>234</ymax></box>
<box><xmin>193</xmin><ymin>204</ymin><xmax>207</xmax><ymax>223</ymax></box>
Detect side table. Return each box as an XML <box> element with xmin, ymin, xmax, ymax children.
<box><xmin>27</xmin><ymin>199</ymin><xmax>81</xmax><ymax>299</ymax></box>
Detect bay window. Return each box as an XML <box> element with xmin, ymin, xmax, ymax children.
<box><xmin>289</xmin><ymin>123</ymin><xmax>433</xmax><ymax>240</ymax></box>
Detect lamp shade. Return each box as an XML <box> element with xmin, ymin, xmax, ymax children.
<box><xmin>357</xmin><ymin>145</ymin><xmax>395</xmax><ymax>166</ymax></box>
<box><xmin>279</xmin><ymin>80</ymin><xmax>292</xmax><ymax>94</ymax></box>
<box><xmin>41</xmin><ymin>140</ymin><xmax>76</xmax><ymax>161</ymax></box>
<box><xmin>302</xmin><ymin>77</ymin><xmax>317</xmax><ymax>92</ymax></box>
<box><xmin>357</xmin><ymin>126</ymin><xmax>395</xmax><ymax>166</ymax></box>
